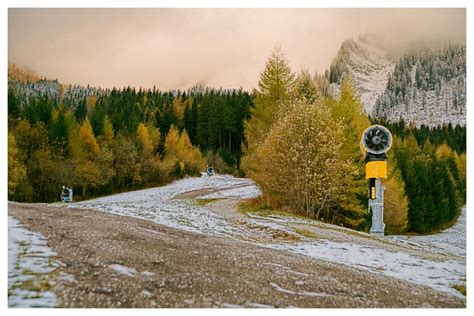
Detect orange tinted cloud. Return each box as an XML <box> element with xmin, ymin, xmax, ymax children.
<box><xmin>8</xmin><ymin>8</ymin><xmax>465</xmax><ymax>90</ymax></box>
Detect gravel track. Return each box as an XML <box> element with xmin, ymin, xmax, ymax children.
<box><xmin>8</xmin><ymin>202</ymin><xmax>465</xmax><ymax>308</ymax></box>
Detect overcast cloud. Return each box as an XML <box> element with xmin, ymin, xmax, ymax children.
<box><xmin>8</xmin><ymin>8</ymin><xmax>466</xmax><ymax>90</ymax></box>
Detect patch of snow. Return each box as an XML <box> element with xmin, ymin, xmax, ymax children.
<box><xmin>266</xmin><ymin>239</ymin><xmax>465</xmax><ymax>298</ymax></box>
<box><xmin>410</xmin><ymin>207</ymin><xmax>465</xmax><ymax>255</ymax></box>
<box><xmin>270</xmin><ymin>282</ymin><xmax>330</xmax><ymax>297</ymax></box>
<box><xmin>222</xmin><ymin>303</ymin><xmax>243</xmax><ymax>308</ymax></box>
<box><xmin>59</xmin><ymin>272</ymin><xmax>75</xmax><ymax>283</ymax></box>
<box><xmin>389</xmin><ymin>207</ymin><xmax>466</xmax><ymax>258</ymax></box>
<box><xmin>199</xmin><ymin>184</ymin><xmax>261</xmax><ymax>199</ymax></box>
<box><xmin>109</xmin><ymin>264</ymin><xmax>136</xmax><ymax>277</ymax></box>
<box><xmin>74</xmin><ymin>174</ymin><xmax>258</xmax><ymax>238</ymax></box>
<box><xmin>247</xmin><ymin>302</ymin><xmax>274</xmax><ymax>308</ymax></box>
<box><xmin>8</xmin><ymin>216</ymin><xmax>59</xmax><ymax>308</ymax></box>
<box><xmin>140</xmin><ymin>271</ymin><xmax>155</xmax><ymax>277</ymax></box>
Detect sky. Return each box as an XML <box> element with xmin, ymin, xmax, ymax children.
<box><xmin>8</xmin><ymin>8</ymin><xmax>466</xmax><ymax>91</ymax></box>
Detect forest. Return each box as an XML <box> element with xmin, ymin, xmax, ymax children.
<box><xmin>7</xmin><ymin>47</ymin><xmax>466</xmax><ymax>234</ymax></box>
<box><xmin>373</xmin><ymin>44</ymin><xmax>466</xmax><ymax>124</ymax></box>
<box><xmin>239</xmin><ymin>47</ymin><xmax>465</xmax><ymax>234</ymax></box>
<box><xmin>8</xmin><ymin>79</ymin><xmax>252</xmax><ymax>202</ymax></box>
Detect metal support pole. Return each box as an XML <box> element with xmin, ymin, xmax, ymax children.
<box><xmin>369</xmin><ymin>178</ymin><xmax>385</xmax><ymax>237</ymax></box>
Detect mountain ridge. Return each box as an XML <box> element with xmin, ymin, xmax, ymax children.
<box><xmin>327</xmin><ymin>38</ymin><xmax>466</xmax><ymax>127</ymax></box>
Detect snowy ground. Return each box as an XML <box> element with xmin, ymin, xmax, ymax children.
<box><xmin>68</xmin><ymin>175</ymin><xmax>465</xmax><ymax>298</ymax></box>
<box><xmin>8</xmin><ymin>217</ymin><xmax>60</xmax><ymax>307</ymax></box>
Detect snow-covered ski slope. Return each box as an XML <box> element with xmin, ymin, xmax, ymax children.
<box><xmin>73</xmin><ymin>174</ymin><xmax>465</xmax><ymax>298</ymax></box>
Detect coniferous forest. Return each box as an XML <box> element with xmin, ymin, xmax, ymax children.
<box><xmin>7</xmin><ymin>47</ymin><xmax>466</xmax><ymax>234</ymax></box>
<box><xmin>8</xmin><ymin>77</ymin><xmax>252</xmax><ymax>203</ymax></box>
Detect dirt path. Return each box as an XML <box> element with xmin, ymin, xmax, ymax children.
<box><xmin>8</xmin><ymin>202</ymin><xmax>464</xmax><ymax>308</ymax></box>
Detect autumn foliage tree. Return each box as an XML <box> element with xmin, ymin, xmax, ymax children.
<box><xmin>79</xmin><ymin>118</ymin><xmax>100</xmax><ymax>157</ymax></box>
<box><xmin>254</xmin><ymin>102</ymin><xmax>356</xmax><ymax>223</ymax></box>
<box><xmin>164</xmin><ymin>125</ymin><xmax>204</xmax><ymax>175</ymax></box>
<box><xmin>75</xmin><ymin>117</ymin><xmax>101</xmax><ymax>195</ymax></box>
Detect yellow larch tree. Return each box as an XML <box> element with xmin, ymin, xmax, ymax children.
<box><xmin>79</xmin><ymin>117</ymin><xmax>100</xmax><ymax>158</ymax></box>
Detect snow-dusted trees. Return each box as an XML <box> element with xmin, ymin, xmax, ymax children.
<box><xmin>373</xmin><ymin>44</ymin><xmax>466</xmax><ymax>126</ymax></box>
<box><xmin>293</xmin><ymin>69</ymin><xmax>319</xmax><ymax>104</ymax></box>
<box><xmin>254</xmin><ymin>102</ymin><xmax>355</xmax><ymax>221</ymax></box>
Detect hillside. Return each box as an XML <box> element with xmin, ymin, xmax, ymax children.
<box><xmin>327</xmin><ymin>38</ymin><xmax>466</xmax><ymax>127</ymax></box>
<box><xmin>373</xmin><ymin>45</ymin><xmax>466</xmax><ymax>127</ymax></box>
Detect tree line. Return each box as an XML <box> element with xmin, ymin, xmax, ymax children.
<box><xmin>8</xmin><ymin>81</ymin><xmax>252</xmax><ymax>202</ymax></box>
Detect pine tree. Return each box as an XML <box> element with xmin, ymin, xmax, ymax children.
<box><xmin>75</xmin><ymin>97</ymin><xmax>87</xmax><ymax>123</ymax></box>
<box><xmin>49</xmin><ymin>106</ymin><xmax>70</xmax><ymax>152</ymax></box>
<box><xmin>242</xmin><ymin>46</ymin><xmax>295</xmax><ymax>177</ymax></box>
<box><xmin>383</xmin><ymin>161</ymin><xmax>408</xmax><ymax>234</ymax></box>
<box><xmin>102</xmin><ymin>115</ymin><xmax>115</xmax><ymax>143</ymax></box>
<box><xmin>8</xmin><ymin>88</ymin><xmax>21</xmax><ymax>119</ymax></box>
<box><xmin>454</xmin><ymin>152</ymin><xmax>466</xmax><ymax>203</ymax></box>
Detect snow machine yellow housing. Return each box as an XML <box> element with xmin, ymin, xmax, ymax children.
<box><xmin>365</xmin><ymin>161</ymin><xmax>388</xmax><ymax>179</ymax></box>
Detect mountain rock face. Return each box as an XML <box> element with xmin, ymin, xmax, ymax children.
<box><xmin>328</xmin><ymin>38</ymin><xmax>466</xmax><ymax>127</ymax></box>
<box><xmin>328</xmin><ymin>38</ymin><xmax>394</xmax><ymax>114</ymax></box>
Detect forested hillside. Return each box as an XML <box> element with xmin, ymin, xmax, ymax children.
<box><xmin>373</xmin><ymin>45</ymin><xmax>466</xmax><ymax>127</ymax></box>
<box><xmin>326</xmin><ymin>38</ymin><xmax>466</xmax><ymax>128</ymax></box>
<box><xmin>8</xmin><ymin>71</ymin><xmax>252</xmax><ymax>202</ymax></box>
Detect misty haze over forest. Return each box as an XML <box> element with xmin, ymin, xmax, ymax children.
<box><xmin>8</xmin><ymin>8</ymin><xmax>465</xmax><ymax>90</ymax></box>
